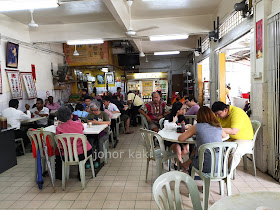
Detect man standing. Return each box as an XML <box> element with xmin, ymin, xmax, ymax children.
<box><xmin>211</xmin><ymin>101</ymin><xmax>254</xmax><ymax>173</ymax></box>
<box><xmin>184</xmin><ymin>95</ymin><xmax>200</xmax><ymax>115</ymax></box>
<box><xmin>83</xmin><ymin>96</ymin><xmax>98</xmax><ymax>113</ymax></box>
<box><xmin>2</xmin><ymin>99</ymin><xmax>31</xmax><ymax>150</ymax></box>
<box><xmin>139</xmin><ymin>92</ymin><xmax>170</xmax><ymax>132</ymax></box>
<box><xmin>80</xmin><ymin>89</ymin><xmax>90</xmax><ymax>101</ymax></box>
<box><xmin>113</xmin><ymin>87</ymin><xmax>124</xmax><ymax>101</ymax></box>
<box><xmin>127</xmin><ymin>91</ymin><xmax>144</xmax><ymax>126</ymax></box>
<box><xmin>46</xmin><ymin>96</ymin><xmax>61</xmax><ymax>111</ymax></box>
<box><xmin>31</xmin><ymin>98</ymin><xmax>49</xmax><ymax>127</ymax></box>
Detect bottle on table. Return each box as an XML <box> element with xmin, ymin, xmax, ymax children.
<box><xmin>54</xmin><ymin>117</ymin><xmax>58</xmax><ymax>127</ymax></box>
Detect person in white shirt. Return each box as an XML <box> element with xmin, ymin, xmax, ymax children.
<box><xmin>127</xmin><ymin>91</ymin><xmax>144</xmax><ymax>126</ymax></box>
<box><xmin>31</xmin><ymin>98</ymin><xmax>49</xmax><ymax>127</ymax></box>
<box><xmin>103</xmin><ymin>96</ymin><xmax>133</xmax><ymax>134</ymax></box>
<box><xmin>2</xmin><ymin>99</ymin><xmax>31</xmax><ymax>149</ymax></box>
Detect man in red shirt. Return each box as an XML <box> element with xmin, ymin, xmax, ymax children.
<box><xmin>139</xmin><ymin>92</ymin><xmax>170</xmax><ymax>132</ymax></box>
<box><xmin>113</xmin><ymin>87</ymin><xmax>124</xmax><ymax>101</ymax></box>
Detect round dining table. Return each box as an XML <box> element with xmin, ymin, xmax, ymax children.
<box><xmin>209</xmin><ymin>191</ymin><xmax>280</xmax><ymax>210</ymax></box>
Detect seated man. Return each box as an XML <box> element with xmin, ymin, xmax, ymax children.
<box><xmin>211</xmin><ymin>101</ymin><xmax>254</xmax><ymax>173</ymax></box>
<box><xmin>184</xmin><ymin>95</ymin><xmax>200</xmax><ymax>115</ymax></box>
<box><xmin>46</xmin><ymin>96</ymin><xmax>61</xmax><ymax>111</ymax></box>
<box><xmin>86</xmin><ymin>102</ymin><xmax>111</xmax><ymax>154</ymax></box>
<box><xmin>83</xmin><ymin>96</ymin><xmax>96</xmax><ymax>113</ymax></box>
<box><xmin>113</xmin><ymin>87</ymin><xmax>124</xmax><ymax>101</ymax></box>
<box><xmin>80</xmin><ymin>88</ymin><xmax>90</xmax><ymax>101</ymax></box>
<box><xmin>31</xmin><ymin>98</ymin><xmax>49</xmax><ymax>127</ymax></box>
<box><xmin>2</xmin><ymin>99</ymin><xmax>31</xmax><ymax>152</ymax></box>
<box><xmin>139</xmin><ymin>92</ymin><xmax>170</xmax><ymax>132</ymax></box>
<box><xmin>103</xmin><ymin>96</ymin><xmax>133</xmax><ymax>134</ymax></box>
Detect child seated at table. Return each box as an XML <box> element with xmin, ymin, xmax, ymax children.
<box><xmin>163</xmin><ymin>101</ymin><xmax>190</xmax><ymax>170</ymax></box>
<box><xmin>178</xmin><ymin>106</ymin><xmax>227</xmax><ymax>173</ymax></box>
<box><xmin>55</xmin><ymin>106</ymin><xmax>92</xmax><ymax>179</ymax></box>
<box><xmin>72</xmin><ymin>103</ymin><xmax>88</xmax><ymax>121</ymax></box>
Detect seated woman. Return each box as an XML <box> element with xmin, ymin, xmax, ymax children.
<box><xmin>164</xmin><ymin>101</ymin><xmax>190</xmax><ymax>170</ymax></box>
<box><xmin>178</xmin><ymin>106</ymin><xmax>227</xmax><ymax>173</ymax></box>
<box><xmin>86</xmin><ymin>102</ymin><xmax>111</xmax><ymax>153</ymax></box>
<box><xmin>73</xmin><ymin>103</ymin><xmax>89</xmax><ymax>120</ymax></box>
<box><xmin>55</xmin><ymin>106</ymin><xmax>92</xmax><ymax>179</ymax></box>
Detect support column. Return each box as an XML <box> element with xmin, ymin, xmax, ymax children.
<box><xmin>219</xmin><ymin>53</ymin><xmax>226</xmax><ymax>103</ymax></box>
<box><xmin>197</xmin><ymin>64</ymin><xmax>203</xmax><ymax>106</ymax></box>
<box><xmin>209</xmin><ymin>41</ymin><xmax>219</xmax><ymax>106</ymax></box>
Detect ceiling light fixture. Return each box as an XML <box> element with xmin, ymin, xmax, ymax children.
<box><xmin>149</xmin><ymin>34</ymin><xmax>189</xmax><ymax>41</ymax></box>
<box><xmin>73</xmin><ymin>45</ymin><xmax>79</xmax><ymax>56</ymax></box>
<box><xmin>67</xmin><ymin>39</ymin><xmax>104</xmax><ymax>45</ymax></box>
<box><xmin>154</xmin><ymin>51</ymin><xmax>180</xmax><ymax>55</ymax></box>
<box><xmin>0</xmin><ymin>0</ymin><xmax>59</xmax><ymax>12</ymax></box>
<box><xmin>101</xmin><ymin>68</ymin><xmax>108</xmax><ymax>73</ymax></box>
<box><xmin>139</xmin><ymin>52</ymin><xmax>145</xmax><ymax>57</ymax></box>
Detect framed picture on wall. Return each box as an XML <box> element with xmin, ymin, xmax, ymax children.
<box><xmin>97</xmin><ymin>74</ymin><xmax>105</xmax><ymax>84</ymax></box>
<box><xmin>6</xmin><ymin>70</ymin><xmax>23</xmax><ymax>99</ymax></box>
<box><xmin>6</xmin><ymin>42</ymin><xmax>19</xmax><ymax>68</ymax></box>
<box><xmin>105</xmin><ymin>72</ymin><xmax>114</xmax><ymax>84</ymax></box>
<box><xmin>21</xmin><ymin>72</ymin><xmax>37</xmax><ymax>99</ymax></box>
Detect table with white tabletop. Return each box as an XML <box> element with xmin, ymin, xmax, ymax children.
<box><xmin>22</xmin><ymin>116</ymin><xmax>47</xmax><ymax>123</ymax></box>
<box><xmin>158</xmin><ymin>129</ymin><xmax>230</xmax><ymax>144</ymax></box>
<box><xmin>209</xmin><ymin>191</ymin><xmax>280</xmax><ymax>210</ymax></box>
<box><xmin>112</xmin><ymin>113</ymin><xmax>121</xmax><ymax>119</ymax></box>
<box><xmin>44</xmin><ymin>124</ymin><xmax>108</xmax><ymax>135</ymax></box>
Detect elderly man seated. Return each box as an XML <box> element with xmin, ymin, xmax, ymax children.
<box><xmin>139</xmin><ymin>92</ymin><xmax>170</xmax><ymax>132</ymax></box>
<box><xmin>103</xmin><ymin>96</ymin><xmax>133</xmax><ymax>134</ymax></box>
<box><xmin>86</xmin><ymin>102</ymin><xmax>111</xmax><ymax>154</ymax></box>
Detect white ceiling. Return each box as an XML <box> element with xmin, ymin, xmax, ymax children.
<box><xmin>0</xmin><ymin>0</ymin><xmax>232</xmax><ymax>53</ymax></box>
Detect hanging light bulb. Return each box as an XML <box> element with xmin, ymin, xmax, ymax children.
<box><xmin>73</xmin><ymin>45</ymin><xmax>79</xmax><ymax>56</ymax></box>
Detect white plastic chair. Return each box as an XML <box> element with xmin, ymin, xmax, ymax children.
<box><xmin>27</xmin><ymin>130</ymin><xmax>56</xmax><ymax>181</ymax></box>
<box><xmin>240</xmin><ymin>120</ymin><xmax>261</xmax><ymax>176</ymax></box>
<box><xmin>140</xmin><ymin>114</ymin><xmax>149</xmax><ymax>129</ymax></box>
<box><xmin>153</xmin><ymin>171</ymin><xmax>202</xmax><ymax>210</ymax></box>
<box><xmin>140</xmin><ymin>128</ymin><xmax>178</xmax><ymax>182</ymax></box>
<box><xmin>191</xmin><ymin>142</ymin><xmax>238</xmax><ymax>210</ymax></box>
<box><xmin>159</xmin><ymin>118</ymin><xmax>165</xmax><ymax>130</ymax></box>
<box><xmin>185</xmin><ymin>115</ymin><xmax>197</xmax><ymax>125</ymax></box>
<box><xmin>54</xmin><ymin>133</ymin><xmax>95</xmax><ymax>190</ymax></box>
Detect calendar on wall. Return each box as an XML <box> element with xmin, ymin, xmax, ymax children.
<box><xmin>21</xmin><ymin>72</ymin><xmax>37</xmax><ymax>99</ymax></box>
<box><xmin>6</xmin><ymin>70</ymin><xmax>23</xmax><ymax>99</ymax></box>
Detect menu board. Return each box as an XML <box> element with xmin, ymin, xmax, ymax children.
<box><xmin>0</xmin><ymin>62</ymin><xmax>2</xmax><ymax>94</ymax></box>
<box><xmin>142</xmin><ymin>81</ymin><xmax>153</xmax><ymax>96</ymax></box>
<box><xmin>21</xmin><ymin>72</ymin><xmax>37</xmax><ymax>99</ymax></box>
<box><xmin>64</xmin><ymin>42</ymin><xmax>111</xmax><ymax>66</ymax></box>
<box><xmin>6</xmin><ymin>70</ymin><xmax>23</xmax><ymax>99</ymax></box>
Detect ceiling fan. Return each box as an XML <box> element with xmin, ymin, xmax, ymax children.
<box><xmin>125</xmin><ymin>0</ymin><xmax>158</xmax><ymax>38</ymax></box>
<box><xmin>28</xmin><ymin>9</ymin><xmax>38</xmax><ymax>28</ymax></box>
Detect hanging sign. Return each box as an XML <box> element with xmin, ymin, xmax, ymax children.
<box><xmin>21</xmin><ymin>72</ymin><xmax>37</xmax><ymax>99</ymax></box>
<box><xmin>256</xmin><ymin>19</ymin><xmax>263</xmax><ymax>59</ymax></box>
<box><xmin>0</xmin><ymin>61</ymin><xmax>2</xmax><ymax>94</ymax></box>
<box><xmin>6</xmin><ymin>70</ymin><xmax>23</xmax><ymax>99</ymax></box>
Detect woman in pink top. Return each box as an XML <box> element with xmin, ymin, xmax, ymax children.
<box><xmin>55</xmin><ymin>106</ymin><xmax>92</xmax><ymax>180</ymax></box>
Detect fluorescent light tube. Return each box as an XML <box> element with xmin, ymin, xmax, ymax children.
<box><xmin>67</xmin><ymin>39</ymin><xmax>104</xmax><ymax>45</ymax></box>
<box><xmin>149</xmin><ymin>34</ymin><xmax>189</xmax><ymax>41</ymax></box>
<box><xmin>101</xmin><ymin>68</ymin><xmax>108</xmax><ymax>73</ymax></box>
<box><xmin>0</xmin><ymin>0</ymin><xmax>58</xmax><ymax>11</ymax></box>
<box><xmin>154</xmin><ymin>51</ymin><xmax>180</xmax><ymax>55</ymax></box>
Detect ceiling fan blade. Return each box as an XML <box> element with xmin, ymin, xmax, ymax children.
<box><xmin>135</xmin><ymin>26</ymin><xmax>159</xmax><ymax>33</ymax></box>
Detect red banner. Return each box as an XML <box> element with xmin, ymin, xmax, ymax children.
<box><xmin>256</xmin><ymin>19</ymin><xmax>263</xmax><ymax>59</ymax></box>
<box><xmin>31</xmin><ymin>64</ymin><xmax>36</xmax><ymax>82</ymax></box>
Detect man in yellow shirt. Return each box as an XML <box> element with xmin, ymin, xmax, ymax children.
<box><xmin>211</xmin><ymin>101</ymin><xmax>254</xmax><ymax>173</ymax></box>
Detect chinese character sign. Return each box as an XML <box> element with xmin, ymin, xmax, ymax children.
<box><xmin>256</xmin><ymin>19</ymin><xmax>263</xmax><ymax>59</ymax></box>
<box><xmin>21</xmin><ymin>72</ymin><xmax>37</xmax><ymax>99</ymax></box>
<box><xmin>6</xmin><ymin>70</ymin><xmax>23</xmax><ymax>99</ymax></box>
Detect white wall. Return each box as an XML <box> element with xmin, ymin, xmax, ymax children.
<box><xmin>0</xmin><ymin>14</ymin><xmax>64</xmax><ymax>113</ymax></box>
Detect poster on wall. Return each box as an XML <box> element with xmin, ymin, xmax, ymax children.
<box><xmin>97</xmin><ymin>74</ymin><xmax>105</xmax><ymax>85</ymax></box>
<box><xmin>5</xmin><ymin>70</ymin><xmax>23</xmax><ymax>99</ymax></box>
<box><xmin>105</xmin><ymin>72</ymin><xmax>114</xmax><ymax>85</ymax></box>
<box><xmin>6</xmin><ymin>42</ymin><xmax>19</xmax><ymax>68</ymax></box>
<box><xmin>142</xmin><ymin>81</ymin><xmax>153</xmax><ymax>95</ymax></box>
<box><xmin>21</xmin><ymin>72</ymin><xmax>37</xmax><ymax>99</ymax></box>
<box><xmin>256</xmin><ymin>19</ymin><xmax>263</xmax><ymax>59</ymax></box>
<box><xmin>0</xmin><ymin>61</ymin><xmax>2</xmax><ymax>94</ymax></box>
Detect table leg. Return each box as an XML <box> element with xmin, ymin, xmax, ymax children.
<box><xmin>87</xmin><ymin>134</ymin><xmax>104</xmax><ymax>175</ymax></box>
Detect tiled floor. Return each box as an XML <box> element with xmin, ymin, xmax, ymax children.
<box><xmin>0</xmin><ymin>126</ymin><xmax>279</xmax><ymax>209</ymax></box>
